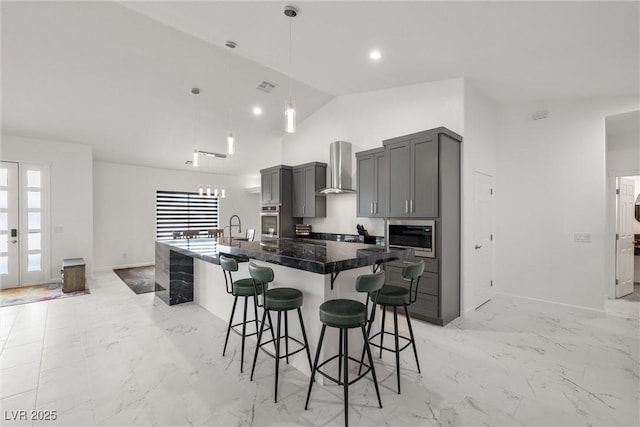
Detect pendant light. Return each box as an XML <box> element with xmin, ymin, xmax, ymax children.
<box><xmin>284</xmin><ymin>6</ymin><xmax>297</xmax><ymax>133</ymax></box>
<box><xmin>190</xmin><ymin>87</ymin><xmax>228</xmax><ymax>197</ymax></box>
<box><xmin>226</xmin><ymin>40</ymin><xmax>237</xmax><ymax>155</ymax></box>
<box><xmin>192</xmin><ymin>88</ymin><xmax>201</xmax><ymax>168</ymax></box>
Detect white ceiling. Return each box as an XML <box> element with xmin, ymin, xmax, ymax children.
<box><xmin>2</xmin><ymin>1</ymin><xmax>638</xmax><ymax>174</ymax></box>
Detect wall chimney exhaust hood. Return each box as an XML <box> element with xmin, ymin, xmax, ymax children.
<box><xmin>319</xmin><ymin>141</ymin><xmax>355</xmax><ymax>194</ymax></box>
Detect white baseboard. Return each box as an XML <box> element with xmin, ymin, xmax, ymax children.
<box><xmin>494</xmin><ymin>291</ymin><xmax>605</xmax><ymax>314</ymax></box>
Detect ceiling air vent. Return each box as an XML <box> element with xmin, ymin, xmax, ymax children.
<box><xmin>256</xmin><ymin>80</ymin><xmax>277</xmax><ymax>93</ymax></box>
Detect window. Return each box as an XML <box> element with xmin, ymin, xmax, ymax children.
<box><xmin>25</xmin><ymin>168</ymin><xmax>43</xmax><ymax>272</ymax></box>
<box><xmin>156</xmin><ymin>191</ymin><xmax>219</xmax><ymax>240</ymax></box>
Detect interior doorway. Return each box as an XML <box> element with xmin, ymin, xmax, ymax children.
<box><xmin>605</xmin><ymin>110</ymin><xmax>639</xmax><ymax>303</ymax></box>
<box><xmin>615</xmin><ymin>176</ymin><xmax>638</xmax><ymax>298</ymax></box>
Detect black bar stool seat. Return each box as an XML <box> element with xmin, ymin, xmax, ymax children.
<box><xmin>232</xmin><ymin>278</ymin><xmax>264</xmax><ymax>296</ymax></box>
<box><xmin>374</xmin><ymin>285</ymin><xmax>410</xmax><ymax>305</ymax></box>
<box><xmin>319</xmin><ymin>299</ymin><xmax>367</xmax><ymax>326</ymax></box>
<box><xmin>249</xmin><ymin>262</ymin><xmax>312</xmax><ymax>403</ymax></box>
<box><xmin>305</xmin><ymin>270</ymin><xmax>385</xmax><ymax>427</ymax></box>
<box><xmin>265</xmin><ymin>287</ymin><xmax>303</xmax><ymax>309</ymax></box>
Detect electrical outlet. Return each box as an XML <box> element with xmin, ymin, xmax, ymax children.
<box><xmin>574</xmin><ymin>232</ymin><xmax>592</xmax><ymax>243</ymax></box>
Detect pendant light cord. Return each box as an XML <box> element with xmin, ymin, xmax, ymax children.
<box><xmin>288</xmin><ymin>15</ymin><xmax>292</xmax><ymax>101</ymax></box>
<box><xmin>228</xmin><ymin>46</ymin><xmax>232</xmax><ymax>126</ymax></box>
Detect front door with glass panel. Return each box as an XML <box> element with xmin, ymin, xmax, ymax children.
<box><xmin>0</xmin><ymin>161</ymin><xmax>47</xmax><ymax>289</ymax></box>
<box><xmin>0</xmin><ymin>162</ymin><xmax>20</xmax><ymax>288</ymax></box>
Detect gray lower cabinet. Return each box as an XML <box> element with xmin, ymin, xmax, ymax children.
<box><xmin>355</xmin><ymin>148</ymin><xmax>386</xmax><ymax>217</ymax></box>
<box><xmin>292</xmin><ymin>162</ymin><xmax>327</xmax><ymax>218</ymax></box>
<box><xmin>384</xmin><ymin>131</ymin><xmax>438</xmax><ymax>218</ymax></box>
<box><xmin>384</xmin><ymin>258</ymin><xmax>452</xmax><ymax>325</ymax></box>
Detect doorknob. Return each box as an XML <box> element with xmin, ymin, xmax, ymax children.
<box><xmin>10</xmin><ymin>240</ymin><xmax>17</xmax><ymax>244</ymax></box>
<box><xmin>475</xmin><ymin>244</ymin><xmax>482</xmax><ymax>250</ymax></box>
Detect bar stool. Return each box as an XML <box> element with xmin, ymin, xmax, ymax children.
<box><xmin>220</xmin><ymin>255</ymin><xmax>267</xmax><ymax>373</ymax></box>
<box><xmin>248</xmin><ymin>262</ymin><xmax>313</xmax><ymax>403</ymax></box>
<box><xmin>361</xmin><ymin>260</ymin><xmax>424</xmax><ymax>394</ymax></box>
<box><xmin>305</xmin><ymin>270</ymin><xmax>385</xmax><ymax>427</ymax></box>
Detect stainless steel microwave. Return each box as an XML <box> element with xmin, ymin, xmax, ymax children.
<box><xmin>387</xmin><ymin>219</ymin><xmax>435</xmax><ymax>258</ymax></box>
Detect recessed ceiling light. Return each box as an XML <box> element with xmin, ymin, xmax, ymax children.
<box><xmin>369</xmin><ymin>49</ymin><xmax>382</xmax><ymax>61</ymax></box>
<box><xmin>252</xmin><ymin>106</ymin><xmax>262</xmax><ymax>116</ymax></box>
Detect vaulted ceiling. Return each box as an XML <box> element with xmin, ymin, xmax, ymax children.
<box><xmin>2</xmin><ymin>1</ymin><xmax>638</xmax><ymax>173</ymax></box>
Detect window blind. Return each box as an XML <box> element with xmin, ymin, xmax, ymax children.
<box><xmin>156</xmin><ymin>191</ymin><xmax>219</xmax><ymax>240</ymax></box>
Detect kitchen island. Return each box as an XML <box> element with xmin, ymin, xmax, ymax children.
<box><xmin>155</xmin><ymin>237</ymin><xmax>407</xmax><ymax>376</ymax></box>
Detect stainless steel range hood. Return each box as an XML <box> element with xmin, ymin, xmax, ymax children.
<box><xmin>319</xmin><ymin>141</ymin><xmax>356</xmax><ymax>194</ymax></box>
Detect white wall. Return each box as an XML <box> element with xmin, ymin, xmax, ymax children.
<box><xmin>93</xmin><ymin>161</ymin><xmax>261</xmax><ymax>271</ymax></box>
<box><xmin>495</xmin><ymin>96</ymin><xmax>639</xmax><ymax>310</ymax></box>
<box><xmin>462</xmin><ymin>82</ymin><xmax>498</xmax><ymax>312</ymax></box>
<box><xmin>606</xmin><ymin>130</ymin><xmax>640</xmax><ymax>174</ymax></box>
<box><xmin>0</xmin><ymin>134</ymin><xmax>94</xmax><ymax>279</ymax></box>
<box><xmin>282</xmin><ymin>78</ymin><xmax>465</xmax><ymax>237</ymax></box>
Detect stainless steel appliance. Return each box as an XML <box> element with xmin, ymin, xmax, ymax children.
<box><xmin>260</xmin><ymin>205</ymin><xmax>280</xmax><ymax>239</ymax></box>
<box><xmin>387</xmin><ymin>219</ymin><xmax>436</xmax><ymax>258</ymax></box>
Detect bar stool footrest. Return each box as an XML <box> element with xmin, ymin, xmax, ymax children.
<box><xmin>258</xmin><ymin>336</ymin><xmax>307</xmax><ymax>360</ymax></box>
<box><xmin>230</xmin><ymin>319</ymin><xmax>271</xmax><ymax>338</ymax></box>
<box><xmin>316</xmin><ymin>355</ymin><xmax>375</xmax><ymax>387</ymax></box>
<box><xmin>368</xmin><ymin>330</ymin><xmax>413</xmax><ymax>353</ymax></box>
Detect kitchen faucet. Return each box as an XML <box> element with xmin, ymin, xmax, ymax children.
<box><xmin>227</xmin><ymin>215</ymin><xmax>242</xmax><ymax>244</ymax></box>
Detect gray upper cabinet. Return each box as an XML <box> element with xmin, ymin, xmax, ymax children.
<box><xmin>260</xmin><ymin>165</ymin><xmax>290</xmax><ymax>204</ymax></box>
<box><xmin>292</xmin><ymin>162</ymin><xmax>327</xmax><ymax>218</ymax></box>
<box><xmin>356</xmin><ymin>148</ymin><xmax>386</xmax><ymax>217</ymax></box>
<box><xmin>384</xmin><ymin>131</ymin><xmax>438</xmax><ymax>218</ymax></box>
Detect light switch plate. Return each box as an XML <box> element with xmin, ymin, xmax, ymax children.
<box><xmin>574</xmin><ymin>232</ymin><xmax>592</xmax><ymax>243</ymax></box>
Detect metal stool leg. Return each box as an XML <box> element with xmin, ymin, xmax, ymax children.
<box><xmin>404</xmin><ymin>304</ymin><xmax>421</xmax><ymax>373</ymax></box>
<box><xmin>297</xmin><ymin>308</ymin><xmax>313</xmax><ymax>371</ymax></box>
<box><xmin>274</xmin><ymin>310</ymin><xmax>282</xmax><ymax>403</ymax></box>
<box><xmin>284</xmin><ymin>311</ymin><xmax>290</xmax><ymax>364</ymax></box>
<box><xmin>343</xmin><ymin>327</ymin><xmax>349</xmax><ymax>427</ymax></box>
<box><xmin>305</xmin><ymin>324</ymin><xmax>326</xmax><ymax>410</ymax></box>
<box><xmin>358</xmin><ymin>302</ymin><xmax>377</xmax><ymax>375</ymax></box>
<box><xmin>393</xmin><ymin>306</ymin><xmax>401</xmax><ymax>394</ymax></box>
<box><xmin>338</xmin><ymin>328</ymin><xmax>343</xmax><ymax>384</ymax></box>
<box><xmin>252</xmin><ymin>295</ymin><xmax>260</xmax><ymax>337</ymax></box>
<box><xmin>240</xmin><ymin>296</ymin><xmax>248</xmax><ymax>373</ymax></box>
<box><xmin>379</xmin><ymin>306</ymin><xmax>386</xmax><ymax>358</ymax></box>
<box><xmin>361</xmin><ymin>324</ymin><xmax>382</xmax><ymax>408</ymax></box>
<box><xmin>250</xmin><ymin>308</ymin><xmax>268</xmax><ymax>381</ymax></box>
<box><xmin>223</xmin><ymin>296</ymin><xmax>239</xmax><ymax>356</ymax></box>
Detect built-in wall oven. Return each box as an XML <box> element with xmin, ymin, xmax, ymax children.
<box><xmin>387</xmin><ymin>219</ymin><xmax>436</xmax><ymax>258</ymax></box>
<box><xmin>260</xmin><ymin>205</ymin><xmax>280</xmax><ymax>239</ymax></box>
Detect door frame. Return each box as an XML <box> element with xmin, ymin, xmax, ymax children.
<box><xmin>470</xmin><ymin>169</ymin><xmax>495</xmax><ymax>310</ymax></box>
<box><xmin>607</xmin><ymin>169</ymin><xmax>640</xmax><ymax>299</ymax></box>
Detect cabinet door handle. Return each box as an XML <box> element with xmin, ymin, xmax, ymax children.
<box><xmin>370</xmin><ymin>203</ymin><xmax>374</xmax><ymax>214</ymax></box>
<box><xmin>302</xmin><ymin>205</ymin><xmax>305</xmax><ymax>215</ymax></box>
<box><xmin>374</xmin><ymin>202</ymin><xmax>377</xmax><ymax>213</ymax></box>
<box><xmin>410</xmin><ymin>199</ymin><xmax>414</xmax><ymax>213</ymax></box>
<box><xmin>475</xmin><ymin>244</ymin><xmax>482</xmax><ymax>250</ymax></box>
<box><xmin>405</xmin><ymin>200</ymin><xmax>409</xmax><ymax>213</ymax></box>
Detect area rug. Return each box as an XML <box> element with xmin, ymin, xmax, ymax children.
<box><xmin>113</xmin><ymin>265</ymin><xmax>155</xmax><ymax>294</ymax></box>
<box><xmin>0</xmin><ymin>283</ymin><xmax>90</xmax><ymax>307</ymax></box>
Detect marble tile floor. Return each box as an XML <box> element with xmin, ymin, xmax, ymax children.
<box><xmin>0</xmin><ymin>270</ymin><xmax>638</xmax><ymax>426</ymax></box>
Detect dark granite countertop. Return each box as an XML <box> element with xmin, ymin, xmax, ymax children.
<box><xmin>156</xmin><ymin>238</ymin><xmax>408</xmax><ymax>274</ymax></box>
